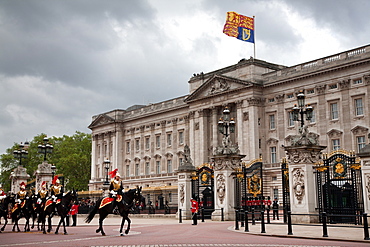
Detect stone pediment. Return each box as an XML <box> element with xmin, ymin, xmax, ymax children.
<box><xmin>185</xmin><ymin>75</ymin><xmax>252</xmax><ymax>102</ymax></box>
<box><xmin>88</xmin><ymin>114</ymin><xmax>115</xmax><ymax>128</ymax></box>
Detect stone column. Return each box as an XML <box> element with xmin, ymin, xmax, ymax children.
<box><xmin>177</xmin><ymin>145</ymin><xmax>196</xmax><ymax>219</ymax></box>
<box><xmin>358</xmin><ymin>140</ymin><xmax>370</xmax><ymax>214</ymax></box>
<box><xmin>10</xmin><ymin>165</ymin><xmax>30</xmax><ymax>194</ymax></box>
<box><xmin>284</xmin><ymin>144</ymin><xmax>325</xmax><ymax>223</ymax></box>
<box><xmin>212</xmin><ymin>154</ymin><xmax>245</xmax><ymax>221</ymax></box>
<box><xmin>34</xmin><ymin>161</ymin><xmax>54</xmax><ymax>190</ymax></box>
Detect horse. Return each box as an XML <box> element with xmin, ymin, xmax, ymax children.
<box><xmin>85</xmin><ymin>186</ymin><xmax>142</xmax><ymax>236</ymax></box>
<box><xmin>40</xmin><ymin>190</ymin><xmax>77</xmax><ymax>235</ymax></box>
<box><xmin>0</xmin><ymin>194</ymin><xmax>15</xmax><ymax>232</ymax></box>
<box><xmin>10</xmin><ymin>194</ymin><xmax>35</xmax><ymax>232</ymax></box>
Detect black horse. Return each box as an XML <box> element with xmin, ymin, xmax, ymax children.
<box><xmin>0</xmin><ymin>194</ymin><xmax>15</xmax><ymax>232</ymax></box>
<box><xmin>40</xmin><ymin>190</ymin><xmax>77</xmax><ymax>235</ymax></box>
<box><xmin>85</xmin><ymin>186</ymin><xmax>142</xmax><ymax>236</ymax></box>
<box><xmin>10</xmin><ymin>194</ymin><xmax>36</xmax><ymax>232</ymax></box>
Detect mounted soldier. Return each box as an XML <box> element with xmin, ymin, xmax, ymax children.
<box><xmin>50</xmin><ymin>176</ymin><xmax>63</xmax><ymax>203</ymax></box>
<box><xmin>16</xmin><ymin>182</ymin><xmax>28</xmax><ymax>204</ymax></box>
<box><xmin>0</xmin><ymin>186</ymin><xmax>6</xmax><ymax>201</ymax></box>
<box><xmin>36</xmin><ymin>181</ymin><xmax>48</xmax><ymax>206</ymax></box>
<box><xmin>109</xmin><ymin>169</ymin><xmax>123</xmax><ymax>198</ymax></box>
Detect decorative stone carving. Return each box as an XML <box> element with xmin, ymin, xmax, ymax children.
<box><xmin>275</xmin><ymin>94</ymin><xmax>285</xmax><ymax>103</ymax></box>
<box><xmin>289</xmin><ymin>126</ymin><xmax>319</xmax><ymax>146</ymax></box>
<box><xmin>195</xmin><ymin>122</ymin><xmax>199</xmax><ymax>130</ymax></box>
<box><xmin>246</xmin><ymin>97</ymin><xmax>264</xmax><ymax>106</ymax></box>
<box><xmin>339</xmin><ymin>79</ymin><xmax>350</xmax><ymax>90</ymax></box>
<box><xmin>327</xmin><ymin>129</ymin><xmax>343</xmax><ymax>138</ymax></box>
<box><xmin>179</xmin><ymin>183</ymin><xmax>185</xmax><ymax>205</ymax></box>
<box><xmin>213</xmin><ymin>157</ymin><xmax>242</xmax><ymax>170</ymax></box>
<box><xmin>364</xmin><ymin>74</ymin><xmax>370</xmax><ymax>85</ymax></box>
<box><xmin>216</xmin><ymin>174</ymin><xmax>226</xmax><ymax>204</ymax></box>
<box><xmin>292</xmin><ymin>168</ymin><xmax>305</xmax><ymax>204</ymax></box>
<box><xmin>243</xmin><ymin>112</ymin><xmax>249</xmax><ymax>121</ymax></box>
<box><xmin>286</xmin><ymin>148</ymin><xmax>322</xmax><ymax>164</ymax></box>
<box><xmin>209</xmin><ymin>78</ymin><xmax>230</xmax><ymax>95</ymax></box>
<box><xmin>351</xmin><ymin>125</ymin><xmax>369</xmax><ymax>135</ymax></box>
<box><xmin>178</xmin><ymin>144</ymin><xmax>195</xmax><ymax>171</ymax></box>
<box><xmin>315</xmin><ymin>84</ymin><xmax>326</xmax><ymax>95</ymax></box>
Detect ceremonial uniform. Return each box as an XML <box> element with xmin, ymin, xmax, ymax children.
<box><xmin>108</xmin><ymin>169</ymin><xmax>123</xmax><ymax>198</ymax></box>
<box><xmin>36</xmin><ymin>181</ymin><xmax>48</xmax><ymax>205</ymax></box>
<box><xmin>272</xmin><ymin>198</ymin><xmax>279</xmax><ymax>220</ymax></box>
<box><xmin>190</xmin><ymin>198</ymin><xmax>199</xmax><ymax>225</ymax></box>
<box><xmin>0</xmin><ymin>187</ymin><xmax>6</xmax><ymax>201</ymax></box>
<box><xmin>16</xmin><ymin>182</ymin><xmax>28</xmax><ymax>205</ymax></box>
<box><xmin>50</xmin><ymin>176</ymin><xmax>63</xmax><ymax>202</ymax></box>
<box><xmin>68</xmin><ymin>203</ymin><xmax>79</xmax><ymax>226</ymax></box>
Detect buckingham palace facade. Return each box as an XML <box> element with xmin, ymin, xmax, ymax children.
<box><xmin>88</xmin><ymin>44</ymin><xmax>370</xmax><ymax>208</ymax></box>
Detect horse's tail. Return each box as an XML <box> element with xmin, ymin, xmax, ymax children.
<box><xmin>85</xmin><ymin>199</ymin><xmax>100</xmax><ymax>224</ymax></box>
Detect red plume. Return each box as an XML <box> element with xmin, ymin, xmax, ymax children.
<box><xmin>20</xmin><ymin>182</ymin><xmax>26</xmax><ymax>188</ymax></box>
<box><xmin>52</xmin><ymin>176</ymin><xmax>58</xmax><ymax>185</ymax></box>
<box><xmin>108</xmin><ymin>169</ymin><xmax>118</xmax><ymax>178</ymax></box>
<box><xmin>41</xmin><ymin>181</ymin><xmax>46</xmax><ymax>187</ymax></box>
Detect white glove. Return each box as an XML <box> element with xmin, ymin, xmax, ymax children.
<box><xmin>52</xmin><ymin>195</ymin><xmax>56</xmax><ymax>202</ymax></box>
<box><xmin>37</xmin><ymin>198</ymin><xmax>42</xmax><ymax>204</ymax></box>
<box><xmin>0</xmin><ymin>195</ymin><xmax>6</xmax><ymax>200</ymax></box>
<box><xmin>110</xmin><ymin>190</ymin><xmax>117</xmax><ymax>197</ymax></box>
<box><xmin>17</xmin><ymin>199</ymin><xmax>21</xmax><ymax>203</ymax></box>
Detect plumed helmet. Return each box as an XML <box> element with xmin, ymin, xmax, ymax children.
<box><xmin>108</xmin><ymin>169</ymin><xmax>120</xmax><ymax>179</ymax></box>
<box><xmin>20</xmin><ymin>181</ymin><xmax>26</xmax><ymax>189</ymax></box>
<box><xmin>52</xmin><ymin>176</ymin><xmax>60</xmax><ymax>185</ymax></box>
<box><xmin>41</xmin><ymin>181</ymin><xmax>46</xmax><ymax>188</ymax></box>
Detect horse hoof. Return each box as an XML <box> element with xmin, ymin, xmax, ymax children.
<box><xmin>125</xmin><ymin>230</ymin><xmax>129</xmax><ymax>234</ymax></box>
<box><xmin>120</xmin><ymin>233</ymin><xmax>124</xmax><ymax>236</ymax></box>
<box><xmin>55</xmin><ymin>232</ymin><xmax>58</xmax><ymax>235</ymax></box>
<box><xmin>95</xmin><ymin>229</ymin><xmax>100</xmax><ymax>233</ymax></box>
<box><xmin>64</xmin><ymin>232</ymin><xmax>68</xmax><ymax>235</ymax></box>
<box><xmin>102</xmin><ymin>233</ymin><xmax>106</xmax><ymax>236</ymax></box>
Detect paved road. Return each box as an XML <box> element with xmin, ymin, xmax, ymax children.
<box><xmin>0</xmin><ymin>216</ymin><xmax>369</xmax><ymax>247</ymax></box>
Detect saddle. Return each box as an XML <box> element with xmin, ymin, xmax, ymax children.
<box><xmin>99</xmin><ymin>195</ymin><xmax>122</xmax><ymax>209</ymax></box>
<box><xmin>44</xmin><ymin>198</ymin><xmax>61</xmax><ymax>210</ymax></box>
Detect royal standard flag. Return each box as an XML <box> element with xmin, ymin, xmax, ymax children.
<box><xmin>223</xmin><ymin>12</ymin><xmax>254</xmax><ymax>43</ymax></box>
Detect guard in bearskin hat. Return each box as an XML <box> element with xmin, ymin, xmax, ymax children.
<box><xmin>50</xmin><ymin>176</ymin><xmax>63</xmax><ymax>203</ymax></box>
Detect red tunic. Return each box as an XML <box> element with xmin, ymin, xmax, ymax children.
<box><xmin>190</xmin><ymin>200</ymin><xmax>198</xmax><ymax>213</ymax></box>
<box><xmin>69</xmin><ymin>204</ymin><xmax>79</xmax><ymax>215</ymax></box>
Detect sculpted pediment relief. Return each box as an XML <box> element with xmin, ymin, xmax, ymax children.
<box><xmin>185</xmin><ymin>75</ymin><xmax>252</xmax><ymax>102</ymax></box>
<box><xmin>88</xmin><ymin>114</ymin><xmax>115</xmax><ymax>128</ymax></box>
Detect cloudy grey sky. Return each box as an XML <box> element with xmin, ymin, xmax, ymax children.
<box><xmin>0</xmin><ymin>0</ymin><xmax>369</xmax><ymax>154</ymax></box>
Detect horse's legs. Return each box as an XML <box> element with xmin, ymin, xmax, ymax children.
<box><xmin>124</xmin><ymin>216</ymin><xmax>131</xmax><ymax>235</ymax></box>
<box><xmin>1</xmin><ymin>216</ymin><xmax>7</xmax><ymax>231</ymax></box>
<box><xmin>47</xmin><ymin>215</ymin><xmax>52</xmax><ymax>233</ymax></box>
<box><xmin>119</xmin><ymin>217</ymin><xmax>126</xmax><ymax>236</ymax></box>
<box><xmin>24</xmin><ymin>216</ymin><xmax>30</xmax><ymax>232</ymax></box>
<box><xmin>97</xmin><ymin>213</ymin><xmax>108</xmax><ymax>236</ymax></box>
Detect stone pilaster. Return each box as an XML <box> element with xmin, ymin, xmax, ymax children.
<box><xmin>284</xmin><ymin>145</ymin><xmax>326</xmax><ymax>223</ymax></box>
<box><xmin>10</xmin><ymin>165</ymin><xmax>30</xmax><ymax>194</ymax></box>
<box><xmin>212</xmin><ymin>154</ymin><xmax>245</xmax><ymax>221</ymax></box>
<box><xmin>358</xmin><ymin>141</ymin><xmax>370</xmax><ymax>214</ymax></box>
<box><xmin>34</xmin><ymin>161</ymin><xmax>54</xmax><ymax>191</ymax></box>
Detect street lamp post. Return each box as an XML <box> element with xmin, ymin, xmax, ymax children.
<box><xmin>103</xmin><ymin>159</ymin><xmax>111</xmax><ymax>186</ymax></box>
<box><xmin>13</xmin><ymin>141</ymin><xmax>29</xmax><ymax>166</ymax></box>
<box><xmin>38</xmin><ymin>137</ymin><xmax>53</xmax><ymax>162</ymax></box>
<box><xmin>292</xmin><ymin>91</ymin><xmax>313</xmax><ymax>128</ymax></box>
<box><xmin>218</xmin><ymin>106</ymin><xmax>236</xmax><ymax>144</ymax></box>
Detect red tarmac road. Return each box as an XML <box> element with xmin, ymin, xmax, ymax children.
<box><xmin>0</xmin><ymin>218</ymin><xmax>368</xmax><ymax>247</ymax></box>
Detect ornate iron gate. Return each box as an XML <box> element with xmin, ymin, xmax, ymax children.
<box><xmin>281</xmin><ymin>157</ymin><xmax>290</xmax><ymax>223</ymax></box>
<box><xmin>314</xmin><ymin>150</ymin><xmax>363</xmax><ymax>224</ymax></box>
<box><xmin>234</xmin><ymin>158</ymin><xmax>265</xmax><ymax>211</ymax></box>
<box><xmin>191</xmin><ymin>163</ymin><xmax>214</xmax><ymax>218</ymax></box>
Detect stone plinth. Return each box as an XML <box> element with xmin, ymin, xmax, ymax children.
<box><xmin>212</xmin><ymin>153</ymin><xmax>245</xmax><ymax>221</ymax></box>
<box><xmin>10</xmin><ymin>165</ymin><xmax>30</xmax><ymax>193</ymax></box>
<box><xmin>284</xmin><ymin>144</ymin><xmax>326</xmax><ymax>223</ymax></box>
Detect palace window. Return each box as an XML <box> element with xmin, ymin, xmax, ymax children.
<box><xmin>135</xmin><ymin>163</ymin><xmax>139</xmax><ymax>176</ymax></box>
<box><xmin>353</xmin><ymin>79</ymin><xmax>362</xmax><ymax>85</ymax></box>
<box><xmin>309</xmin><ymin>108</ymin><xmax>316</xmax><ymax>123</ymax></box>
<box><xmin>332</xmin><ymin>139</ymin><xmax>341</xmax><ymax>151</ymax></box>
<box><xmin>145</xmin><ymin>162</ymin><xmax>150</xmax><ymax>175</ymax></box>
<box><xmin>126</xmin><ymin>165</ymin><xmax>130</xmax><ymax>177</ymax></box>
<box><xmin>156</xmin><ymin>135</ymin><xmax>161</xmax><ymax>148</ymax></box>
<box><xmin>156</xmin><ymin>161</ymin><xmax>161</xmax><ymax>174</ymax></box>
<box><xmin>269</xmin><ymin>114</ymin><xmax>275</xmax><ymax>130</ymax></box>
<box><xmin>357</xmin><ymin>136</ymin><xmax>366</xmax><ymax>152</ymax></box>
<box><xmin>330</xmin><ymin>102</ymin><xmax>339</xmax><ymax>120</ymax></box>
<box><xmin>167</xmin><ymin>159</ymin><xmax>172</xmax><ymax>173</ymax></box>
<box><xmin>135</xmin><ymin>138</ymin><xmax>140</xmax><ymax>151</ymax></box>
<box><xmin>354</xmin><ymin>98</ymin><xmax>364</xmax><ymax>116</ymax></box>
<box><xmin>288</xmin><ymin>112</ymin><xmax>295</xmax><ymax>127</ymax></box>
<box><xmin>178</xmin><ymin>131</ymin><xmax>184</xmax><ymax>145</ymax></box>
<box><xmin>145</xmin><ymin>137</ymin><xmax>150</xmax><ymax>150</ymax></box>
<box><xmin>126</xmin><ymin>141</ymin><xmax>131</xmax><ymax>153</ymax></box>
<box><xmin>167</xmin><ymin>133</ymin><xmax>172</xmax><ymax>146</ymax></box>
<box><xmin>270</xmin><ymin>146</ymin><xmax>277</xmax><ymax>163</ymax></box>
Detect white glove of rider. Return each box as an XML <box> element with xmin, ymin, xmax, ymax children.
<box><xmin>17</xmin><ymin>199</ymin><xmax>21</xmax><ymax>203</ymax></box>
<box><xmin>110</xmin><ymin>190</ymin><xmax>117</xmax><ymax>197</ymax></box>
<box><xmin>37</xmin><ymin>198</ymin><xmax>42</xmax><ymax>204</ymax></box>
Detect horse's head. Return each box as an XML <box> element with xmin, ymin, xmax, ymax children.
<box><xmin>133</xmin><ymin>186</ymin><xmax>142</xmax><ymax>202</ymax></box>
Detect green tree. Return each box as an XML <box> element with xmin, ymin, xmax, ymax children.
<box><xmin>0</xmin><ymin>132</ymin><xmax>91</xmax><ymax>192</ymax></box>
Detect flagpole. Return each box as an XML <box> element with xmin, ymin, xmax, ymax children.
<box><xmin>253</xmin><ymin>15</ymin><xmax>256</xmax><ymax>59</ymax></box>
